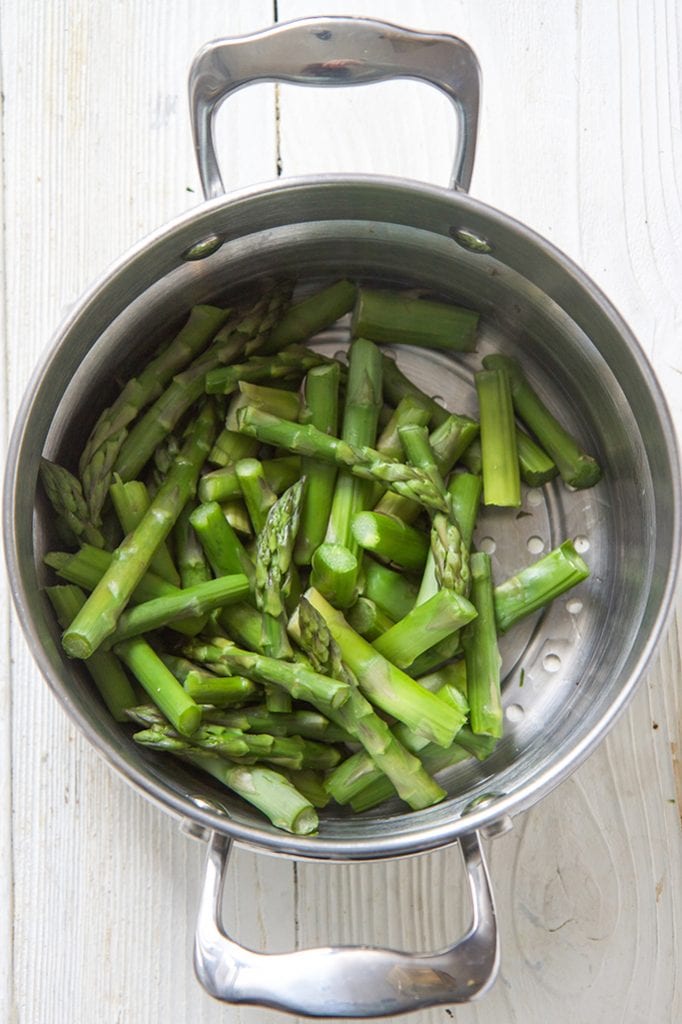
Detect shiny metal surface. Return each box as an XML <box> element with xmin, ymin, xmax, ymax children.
<box><xmin>189</xmin><ymin>17</ymin><xmax>480</xmax><ymax>198</ymax></box>
<box><xmin>194</xmin><ymin>829</ymin><xmax>498</xmax><ymax>1017</ymax></box>
<box><xmin>3</xmin><ymin>15</ymin><xmax>680</xmax><ymax>1018</ymax></box>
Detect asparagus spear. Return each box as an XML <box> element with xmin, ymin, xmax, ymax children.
<box><xmin>494</xmin><ymin>539</ymin><xmax>590</xmax><ymax>632</ymax></box>
<box><xmin>39</xmin><ymin>458</ymin><xmax>105</xmax><ymax>548</ymax></box>
<box><xmin>417</xmin><ymin>472</ymin><xmax>481</xmax><ymax>605</ymax></box>
<box><xmin>372</xmin><ymin>588</ymin><xmax>477</xmax><ymax>671</ymax></box>
<box><xmin>235</xmin><ymin>459</ymin><xmax>278</xmax><ymax>534</ymax></box>
<box><xmin>361</xmin><ymin>558</ymin><xmax>419</xmax><ymax>620</ymax></box>
<box><xmin>189</xmin><ymin>501</ymin><xmax>254</xmax><ymax>583</ymax></box>
<box><xmin>107</xmin><ymin>573</ymin><xmax>250</xmax><ymax>644</ymax></box>
<box><xmin>61</xmin><ymin>401</ymin><xmax>217</xmax><ymax>658</ymax></box>
<box><xmin>79</xmin><ymin>304</ymin><xmax>232</xmax><ymax>518</ymax></box>
<box><xmin>302</xmin><ymin>588</ymin><xmax>464</xmax><ymax>748</ymax></box>
<box><xmin>181</xmin><ymin>753</ymin><xmax>319</xmax><ymax>834</ymax></box>
<box><xmin>159</xmin><ymin>654</ymin><xmax>259</xmax><ymax>707</ymax></box>
<box><xmin>313</xmin><ymin>337</ymin><xmax>383</xmax><ymax>607</ymax></box>
<box><xmin>482</xmin><ymin>353</ymin><xmax>602</xmax><ymax>488</ymax></box>
<box><xmin>207</xmin><ymin>428</ymin><xmax>259</xmax><ymax>468</ymax></box>
<box><xmin>352</xmin><ymin>289</ymin><xmax>479</xmax><ymax>351</ymax></box>
<box><xmin>198</xmin><ymin>456</ymin><xmax>300</xmax><ymax>504</ymax></box>
<box><xmin>294</xmin><ymin>363</ymin><xmax>341</xmax><ymax>565</ymax></box>
<box><xmin>114</xmin><ymin>636</ymin><xmax>201</xmax><ymax>735</ymax></box>
<box><xmin>113</xmin><ymin>284</ymin><xmax>291</xmax><ymax>481</ymax></box>
<box><xmin>293</xmin><ymin>599</ymin><xmax>445</xmax><ymax>810</ymax></box>
<box><xmin>109</xmin><ymin>476</ymin><xmax>180</xmax><ymax>585</ymax></box>
<box><xmin>225</xmin><ymin>381</ymin><xmax>301</xmax><ymax>433</ymax></box>
<box><xmin>476</xmin><ymin>367</ymin><xmax>521</xmax><ymax>507</ymax></box>
<box><xmin>46</xmin><ymin>585</ymin><xmax>137</xmax><ymax>721</ymax></box>
<box><xmin>257</xmin><ymin>279</ymin><xmax>357</xmax><ymax>354</ymax></box>
<box><xmin>254</xmin><ymin>480</ymin><xmax>304</xmax><ymax>661</ymax></box>
<box><xmin>347</xmin><ymin>597</ymin><xmax>395</xmax><ymax>641</ymax></box>
<box><xmin>381</xmin><ymin>356</ymin><xmax>450</xmax><ymax>427</ymax></box>
<box><xmin>461</xmin><ymin>552</ymin><xmax>503</xmax><ymax>738</ymax></box>
<box><xmin>351</xmin><ymin>512</ymin><xmax>430</xmax><ymax>572</ymax></box>
<box><xmin>514</xmin><ymin>429</ymin><xmax>558</xmax><ymax>486</ymax></box>
<box><xmin>235</xmin><ymin>408</ymin><xmax>449</xmax><ymax>514</ymax></box>
<box><xmin>184</xmin><ymin>637</ymin><xmax>351</xmax><ymax>710</ymax></box>
<box><xmin>349</xmin><ymin>740</ymin><xmax>472</xmax><ymax>813</ymax></box>
<box><xmin>204</xmin><ymin>345</ymin><xmax>332</xmax><ymax>395</ymax></box>
<box><xmin>45</xmin><ymin>545</ymin><xmax>178</xmax><ymax>606</ymax></box>
<box><xmin>202</xmin><ymin>705</ymin><xmax>352</xmax><ymax>744</ymax></box>
<box><xmin>173</xmin><ymin>503</ymin><xmax>212</xmax><ymax>589</ymax></box>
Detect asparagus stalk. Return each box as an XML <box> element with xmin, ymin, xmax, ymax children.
<box><xmin>107</xmin><ymin>573</ymin><xmax>250</xmax><ymax>644</ymax></box>
<box><xmin>235</xmin><ymin>408</ymin><xmax>449</xmax><ymax>514</ymax></box>
<box><xmin>207</xmin><ymin>428</ymin><xmax>259</xmax><ymax>468</ymax></box>
<box><xmin>313</xmin><ymin>338</ymin><xmax>383</xmax><ymax>606</ymax></box>
<box><xmin>160</xmin><ymin>654</ymin><xmax>259</xmax><ymax>707</ymax></box>
<box><xmin>219</xmin><ymin>601</ymin><xmax>267</xmax><ymax>652</ymax></box>
<box><xmin>173</xmin><ymin>503</ymin><xmax>212</xmax><ymax>589</ymax></box>
<box><xmin>198</xmin><ymin>456</ymin><xmax>300</xmax><ymax>504</ymax></box>
<box><xmin>293</xmin><ymin>599</ymin><xmax>445</xmax><ymax>810</ymax></box>
<box><xmin>397</xmin><ymin>423</ymin><xmax>449</xmax><ymax>504</ymax></box>
<box><xmin>347</xmin><ymin>597</ymin><xmax>395</xmax><ymax>641</ymax></box>
<box><xmin>62</xmin><ymin>402</ymin><xmax>217</xmax><ymax>658</ymax></box>
<box><xmin>79</xmin><ymin>304</ymin><xmax>231</xmax><ymax>518</ymax></box>
<box><xmin>46</xmin><ymin>585</ymin><xmax>137</xmax><ymax>721</ymax></box>
<box><xmin>461</xmin><ymin>552</ymin><xmax>503</xmax><ymax>738</ymax></box>
<box><xmin>39</xmin><ymin>458</ymin><xmax>105</xmax><ymax>548</ymax></box>
<box><xmin>351</xmin><ymin>512</ymin><xmax>430</xmax><ymax>572</ymax></box>
<box><xmin>254</xmin><ymin>480</ymin><xmax>304</xmax><ymax>661</ymax></box>
<box><xmin>294</xmin><ymin>363</ymin><xmax>341</xmax><ymax>565</ymax></box>
<box><xmin>372</xmin><ymin>588</ymin><xmax>477</xmax><ymax>671</ymax></box>
<box><xmin>374</xmin><ymin>412</ymin><xmax>479</xmax><ymax>523</ymax></box>
<box><xmin>189</xmin><ymin>501</ymin><xmax>254</xmax><ymax>583</ymax></box>
<box><xmin>381</xmin><ymin>356</ymin><xmax>450</xmax><ymax>427</ymax></box>
<box><xmin>482</xmin><ymin>354</ymin><xmax>602</xmax><ymax>488</ymax></box>
<box><xmin>310</xmin><ymin>544</ymin><xmax>360</xmax><ymax>610</ymax></box>
<box><xmin>45</xmin><ymin>545</ymin><xmax>178</xmax><ymax>606</ymax></box>
<box><xmin>460</xmin><ymin>430</ymin><xmax>555</xmax><ymax>487</ymax></box>
<box><xmin>302</xmin><ymin>588</ymin><xmax>464</xmax><ymax>748</ymax></box>
<box><xmin>202</xmin><ymin>705</ymin><xmax>352</xmax><ymax>744</ymax></box>
<box><xmin>113</xmin><ymin>284</ymin><xmax>290</xmax><ymax>481</ymax></box>
<box><xmin>417</xmin><ymin>472</ymin><xmax>481</xmax><ymax>605</ymax></box>
<box><xmin>349</xmin><ymin>740</ymin><xmax>472</xmax><ymax>813</ymax></box>
<box><xmin>221</xmin><ymin>500</ymin><xmax>254</xmax><ymax>536</ymax></box>
<box><xmin>494</xmin><ymin>539</ymin><xmax>590</xmax><ymax>632</ymax></box>
<box><xmin>361</xmin><ymin>558</ymin><xmax>419</xmax><ymax>621</ymax></box>
<box><xmin>352</xmin><ymin>289</ymin><xmax>479</xmax><ymax>351</ymax></box>
<box><xmin>184</xmin><ymin>637</ymin><xmax>351</xmax><ymax>710</ymax></box>
<box><xmin>258</xmin><ymin>279</ymin><xmax>357</xmax><ymax>354</ymax></box>
<box><xmin>375</xmin><ymin>396</ymin><xmax>432</xmax><ymax>459</ymax></box>
<box><xmin>235</xmin><ymin>458</ymin><xmax>278</xmax><ymax>534</ymax></box>
<box><xmin>278</xmin><ymin>769</ymin><xmax>330</xmax><ymax>809</ymax></box>
<box><xmin>476</xmin><ymin>367</ymin><xmax>521</xmax><ymax>507</ymax></box>
<box><xmin>183</xmin><ymin>753</ymin><xmax>319</xmax><ymax>834</ymax></box>
<box><xmin>204</xmin><ymin>345</ymin><xmax>332</xmax><ymax>395</ymax></box>
<box><xmin>109</xmin><ymin>476</ymin><xmax>180</xmax><ymax>585</ymax></box>
<box><xmin>114</xmin><ymin>636</ymin><xmax>201</xmax><ymax>735</ymax></box>
<box><xmin>225</xmin><ymin>381</ymin><xmax>301</xmax><ymax>432</ymax></box>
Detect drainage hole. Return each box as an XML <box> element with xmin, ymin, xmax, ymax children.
<box><xmin>478</xmin><ymin>536</ymin><xmax>496</xmax><ymax>554</ymax></box>
<box><xmin>526</xmin><ymin>488</ymin><xmax>544</xmax><ymax>507</ymax></box>
<box><xmin>574</xmin><ymin>535</ymin><xmax>590</xmax><ymax>553</ymax></box>
<box><xmin>527</xmin><ymin>535</ymin><xmax>544</xmax><ymax>554</ymax></box>
<box><xmin>506</xmin><ymin>703</ymin><xmax>524</xmax><ymax>723</ymax></box>
<box><xmin>543</xmin><ymin>653</ymin><xmax>561</xmax><ymax>673</ymax></box>
<box><xmin>566</xmin><ymin>598</ymin><xmax>583</xmax><ymax>615</ymax></box>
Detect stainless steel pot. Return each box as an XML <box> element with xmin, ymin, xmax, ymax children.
<box><xmin>4</xmin><ymin>17</ymin><xmax>680</xmax><ymax>1019</ymax></box>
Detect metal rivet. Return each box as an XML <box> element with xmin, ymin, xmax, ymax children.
<box><xmin>182</xmin><ymin>233</ymin><xmax>223</xmax><ymax>261</ymax></box>
<box><xmin>450</xmin><ymin>227</ymin><xmax>493</xmax><ymax>254</ymax></box>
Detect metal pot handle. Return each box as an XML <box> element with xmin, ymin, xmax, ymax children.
<box><xmin>194</xmin><ymin>828</ymin><xmax>498</xmax><ymax>1018</ymax></box>
<box><xmin>189</xmin><ymin>17</ymin><xmax>480</xmax><ymax>200</ymax></box>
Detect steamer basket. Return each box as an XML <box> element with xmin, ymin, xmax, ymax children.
<box><xmin>4</xmin><ymin>18</ymin><xmax>680</xmax><ymax>1019</ymax></box>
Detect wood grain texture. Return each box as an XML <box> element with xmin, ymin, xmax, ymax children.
<box><xmin>1</xmin><ymin>1</ymin><xmax>680</xmax><ymax>1022</ymax></box>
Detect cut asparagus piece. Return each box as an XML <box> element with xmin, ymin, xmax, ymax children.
<box><xmin>114</xmin><ymin>636</ymin><xmax>201</xmax><ymax>735</ymax></box>
<box><xmin>109</xmin><ymin>476</ymin><xmax>180</xmax><ymax>585</ymax></box>
<box><xmin>349</xmin><ymin>740</ymin><xmax>471</xmax><ymax>813</ymax></box>
<box><xmin>373</xmin><ymin>588</ymin><xmax>477</xmax><ymax>671</ymax></box>
<box><xmin>204</xmin><ymin>344</ymin><xmax>333</xmax><ymax>395</ymax></box>
<box><xmin>235</xmin><ymin>408</ymin><xmax>449</xmax><ymax>514</ymax></box>
<box><xmin>113</xmin><ymin>284</ymin><xmax>290</xmax><ymax>481</ymax></box>
<box><xmin>225</xmin><ymin>381</ymin><xmax>301</xmax><ymax>433</ymax></box>
<box><xmin>202</xmin><ymin>705</ymin><xmax>352</xmax><ymax>744</ymax></box>
<box><xmin>351</xmin><ymin>512</ymin><xmax>430</xmax><ymax>572</ymax></box>
<box><xmin>476</xmin><ymin>367</ymin><xmax>521</xmax><ymax>507</ymax></box>
<box><xmin>79</xmin><ymin>304</ymin><xmax>231</xmax><ymax>519</ymax></box>
<box><xmin>375</xmin><ymin>396</ymin><xmax>433</xmax><ymax>459</ymax></box>
<box><xmin>189</xmin><ymin>501</ymin><xmax>254</xmax><ymax>583</ymax></box>
<box><xmin>417</xmin><ymin>472</ymin><xmax>481</xmax><ymax>605</ymax></box>
<box><xmin>482</xmin><ymin>353</ymin><xmax>602</xmax><ymax>488</ymax></box>
<box><xmin>361</xmin><ymin>558</ymin><xmax>419</xmax><ymax>621</ymax></box>
<box><xmin>199</xmin><ymin>456</ymin><xmax>300</xmax><ymax>504</ymax></box>
<box><xmin>352</xmin><ymin>289</ymin><xmax>479</xmax><ymax>351</ymax></box>
<box><xmin>293</xmin><ymin>599</ymin><xmax>445</xmax><ymax>810</ymax></box>
<box><xmin>235</xmin><ymin>458</ymin><xmax>278</xmax><ymax>534</ymax></box>
<box><xmin>258</xmin><ymin>279</ymin><xmax>357</xmax><ymax>354</ymax></box>
<box><xmin>179</xmin><ymin>751</ymin><xmax>318</xmax><ymax>834</ymax></box>
<box><xmin>318</xmin><ymin>337</ymin><xmax>383</xmax><ymax>606</ymax></box>
<box><xmin>254</xmin><ymin>480</ymin><xmax>304</xmax><ymax>661</ymax></box>
<box><xmin>107</xmin><ymin>573</ymin><xmax>250</xmax><ymax>644</ymax></box>
<box><xmin>46</xmin><ymin>585</ymin><xmax>137</xmax><ymax>722</ymax></box>
<box><xmin>174</xmin><ymin>502</ymin><xmax>212</xmax><ymax>589</ymax></box>
<box><xmin>160</xmin><ymin>654</ymin><xmax>259</xmax><ymax>707</ymax></box>
<box><xmin>494</xmin><ymin>539</ymin><xmax>590</xmax><ymax>633</ymax></box>
<box><xmin>221</xmin><ymin>499</ymin><xmax>254</xmax><ymax>536</ymax></box>
<box><xmin>381</xmin><ymin>356</ymin><xmax>450</xmax><ymax>427</ymax></box>
<box><xmin>303</xmin><ymin>588</ymin><xmax>464</xmax><ymax>748</ymax></box>
<box><xmin>39</xmin><ymin>458</ymin><xmax>105</xmax><ymax>548</ymax></box>
<box><xmin>207</xmin><ymin>428</ymin><xmax>259</xmax><ymax>468</ymax></box>
<box><xmin>294</xmin><ymin>363</ymin><xmax>341</xmax><ymax>565</ymax></box>
<box><xmin>462</xmin><ymin>552</ymin><xmax>503</xmax><ymax>738</ymax></box>
<box><xmin>62</xmin><ymin>402</ymin><xmax>217</xmax><ymax>658</ymax></box>
<box><xmin>184</xmin><ymin>637</ymin><xmax>351</xmax><ymax>710</ymax></box>
<box><xmin>347</xmin><ymin>597</ymin><xmax>395</xmax><ymax>642</ymax></box>
<box><xmin>515</xmin><ymin>428</ymin><xmax>558</xmax><ymax>486</ymax></box>
<box><xmin>310</xmin><ymin>543</ymin><xmax>360</xmax><ymax>610</ymax></box>
<box><xmin>278</xmin><ymin>769</ymin><xmax>330</xmax><ymax>809</ymax></box>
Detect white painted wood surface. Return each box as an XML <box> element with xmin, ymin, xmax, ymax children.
<box><xmin>1</xmin><ymin>1</ymin><xmax>680</xmax><ymax>1022</ymax></box>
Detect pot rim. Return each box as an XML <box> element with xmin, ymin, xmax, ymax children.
<box><xmin>5</xmin><ymin>171</ymin><xmax>680</xmax><ymax>860</ymax></box>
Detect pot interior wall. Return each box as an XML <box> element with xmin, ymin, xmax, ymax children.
<box><xmin>18</xmin><ymin>180</ymin><xmax>676</xmax><ymax>857</ymax></box>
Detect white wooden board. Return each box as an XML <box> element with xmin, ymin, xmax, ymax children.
<box><xmin>1</xmin><ymin>2</ymin><xmax>680</xmax><ymax>1022</ymax></box>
